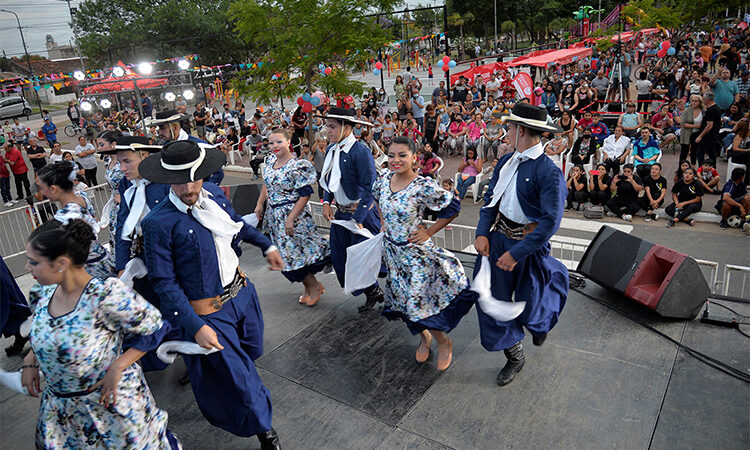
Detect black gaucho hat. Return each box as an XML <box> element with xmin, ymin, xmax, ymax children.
<box><xmin>138</xmin><ymin>140</ymin><xmax>225</xmax><ymax>184</ymax></box>
<box><xmin>316</xmin><ymin>107</ymin><xmax>373</xmax><ymax>126</ymax></box>
<box><xmin>145</xmin><ymin>109</ymin><xmax>189</xmax><ymax>126</ymax></box>
<box><xmin>500</xmin><ymin>102</ymin><xmax>562</xmax><ymax>133</ymax></box>
<box><xmin>98</xmin><ymin>136</ymin><xmax>162</xmax><ymax>155</ymax></box>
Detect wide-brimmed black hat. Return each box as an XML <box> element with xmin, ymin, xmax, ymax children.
<box><xmin>138</xmin><ymin>140</ymin><xmax>226</xmax><ymax>184</ymax></box>
<box><xmin>316</xmin><ymin>107</ymin><xmax>372</xmax><ymax>126</ymax></box>
<box><xmin>500</xmin><ymin>103</ymin><xmax>562</xmax><ymax>133</ymax></box>
<box><xmin>98</xmin><ymin>136</ymin><xmax>162</xmax><ymax>155</ymax></box>
<box><xmin>145</xmin><ymin>109</ymin><xmax>189</xmax><ymax>126</ymax></box>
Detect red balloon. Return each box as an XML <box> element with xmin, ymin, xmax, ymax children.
<box><xmin>661</xmin><ymin>41</ymin><xmax>670</xmax><ymax>49</ymax></box>
<box><xmin>656</xmin><ymin>49</ymin><xmax>667</xmax><ymax>58</ymax></box>
<box><xmin>442</xmin><ymin>55</ymin><xmax>450</xmax><ymax>63</ymax></box>
<box><xmin>296</xmin><ymin>97</ymin><xmax>304</xmax><ymax>106</ymax></box>
<box><xmin>375</xmin><ymin>62</ymin><xmax>383</xmax><ymax>70</ymax></box>
<box><xmin>324</xmin><ymin>67</ymin><xmax>332</xmax><ymax>75</ymax></box>
<box><xmin>345</xmin><ymin>95</ymin><xmax>354</xmax><ymax>103</ymax></box>
<box><xmin>302</xmin><ymin>103</ymin><xmax>313</xmax><ymax>113</ymax></box>
<box><xmin>442</xmin><ymin>64</ymin><xmax>449</xmax><ymax>72</ymax></box>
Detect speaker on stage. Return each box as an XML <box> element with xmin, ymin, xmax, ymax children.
<box><xmin>576</xmin><ymin>226</ymin><xmax>710</xmax><ymax>319</ymax></box>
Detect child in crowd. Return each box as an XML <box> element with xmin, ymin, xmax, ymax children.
<box><xmin>696</xmin><ymin>159</ymin><xmax>722</xmax><ymax>194</ymax></box>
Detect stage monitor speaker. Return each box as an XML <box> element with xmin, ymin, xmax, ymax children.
<box><xmin>576</xmin><ymin>226</ymin><xmax>710</xmax><ymax>319</ymax></box>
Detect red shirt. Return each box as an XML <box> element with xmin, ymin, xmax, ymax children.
<box><xmin>4</xmin><ymin>147</ymin><xmax>28</xmax><ymax>175</ymax></box>
<box><xmin>0</xmin><ymin>154</ymin><xmax>10</xmax><ymax>178</ymax></box>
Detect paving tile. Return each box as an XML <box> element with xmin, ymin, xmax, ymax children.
<box><xmin>377</xmin><ymin>427</ymin><xmax>454</xmax><ymax>450</ymax></box>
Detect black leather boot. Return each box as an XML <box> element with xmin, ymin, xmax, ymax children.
<box><xmin>496</xmin><ymin>342</ymin><xmax>525</xmax><ymax>386</ymax></box>
<box><xmin>358</xmin><ymin>285</ymin><xmax>384</xmax><ymax>313</ymax></box>
<box><xmin>532</xmin><ymin>333</ymin><xmax>547</xmax><ymax>346</ymax></box>
<box><xmin>257</xmin><ymin>427</ymin><xmax>281</xmax><ymax>450</ymax></box>
<box><xmin>4</xmin><ymin>334</ymin><xmax>28</xmax><ymax>357</ymax></box>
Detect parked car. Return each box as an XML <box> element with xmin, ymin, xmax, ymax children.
<box><xmin>0</xmin><ymin>96</ymin><xmax>32</xmax><ymax>119</ymax></box>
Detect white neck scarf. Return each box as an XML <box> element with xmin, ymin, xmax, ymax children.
<box><xmin>486</xmin><ymin>142</ymin><xmax>543</xmax><ymax>208</ymax></box>
<box><xmin>121</xmin><ymin>179</ymin><xmax>150</xmax><ymax>241</ymax></box>
<box><xmin>320</xmin><ymin>132</ymin><xmax>356</xmax><ymax>194</ymax></box>
<box><xmin>170</xmin><ymin>188</ymin><xmax>243</xmax><ymax>238</ymax></box>
<box><xmin>177</xmin><ymin>128</ymin><xmax>190</xmax><ymax>141</ymax></box>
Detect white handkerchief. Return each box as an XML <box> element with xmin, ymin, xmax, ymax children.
<box><xmin>156</xmin><ymin>341</ymin><xmax>220</xmax><ymax>364</ymax></box>
<box><xmin>0</xmin><ymin>369</ymin><xmax>29</xmax><ymax>396</ymax></box>
<box><xmin>119</xmin><ymin>258</ymin><xmax>148</xmax><ymax>288</ymax></box>
<box><xmin>331</xmin><ymin>219</ymin><xmax>375</xmax><ymax>239</ymax></box>
<box><xmin>242</xmin><ymin>213</ymin><xmax>259</xmax><ymax>228</ymax></box>
<box><xmin>471</xmin><ymin>256</ymin><xmax>526</xmax><ymax>321</ymax></box>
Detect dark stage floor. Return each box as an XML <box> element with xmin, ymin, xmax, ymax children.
<box><xmin>1</xmin><ymin>251</ymin><xmax>748</xmax><ymax>449</ymax></box>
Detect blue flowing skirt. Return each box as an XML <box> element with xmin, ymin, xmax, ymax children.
<box><xmin>382</xmin><ymin>288</ymin><xmax>476</xmax><ymax>335</ymax></box>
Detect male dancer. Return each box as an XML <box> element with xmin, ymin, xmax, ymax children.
<box><xmin>139</xmin><ymin>140</ymin><xmax>283</xmax><ymax>449</ymax></box>
<box><xmin>474</xmin><ymin>103</ymin><xmax>568</xmax><ymax>386</ymax></box>
<box><xmin>319</xmin><ymin>107</ymin><xmax>385</xmax><ymax>312</ymax></box>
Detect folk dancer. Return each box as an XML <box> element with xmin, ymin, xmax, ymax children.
<box><xmin>139</xmin><ymin>140</ymin><xmax>284</xmax><ymax>449</ymax></box>
<box><xmin>473</xmin><ymin>103</ymin><xmax>568</xmax><ymax>386</ymax></box>
<box><xmin>318</xmin><ymin>107</ymin><xmax>385</xmax><ymax>312</ymax></box>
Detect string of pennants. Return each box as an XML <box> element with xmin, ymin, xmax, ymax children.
<box><xmin>0</xmin><ymin>54</ymin><xmax>199</xmax><ymax>91</ymax></box>
<box><xmin>388</xmin><ymin>32</ymin><xmax>445</xmax><ymax>48</ymax></box>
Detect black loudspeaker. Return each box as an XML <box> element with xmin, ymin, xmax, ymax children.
<box><xmin>577</xmin><ymin>226</ymin><xmax>710</xmax><ymax>319</ymax></box>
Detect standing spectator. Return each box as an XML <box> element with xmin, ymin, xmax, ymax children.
<box><xmin>696</xmin><ymin>159</ymin><xmax>722</xmax><ymax>194</ymax></box>
<box><xmin>717</xmin><ymin>168</ymin><xmax>749</xmax><ymax>230</ymax></box>
<box><xmin>394</xmin><ymin>75</ymin><xmax>405</xmax><ymax>100</ymax></box>
<box><xmin>565</xmin><ymin>164</ymin><xmax>588</xmax><ymax>210</ymax></box>
<box><xmin>634</xmin><ymin>72</ymin><xmax>652</xmax><ymax>113</ymax></box>
<box><xmin>737</xmin><ymin>70</ymin><xmax>749</xmax><ymax>110</ymax></box>
<box><xmin>408</xmin><ymin>86</ymin><xmax>426</xmax><ymax>131</ymax></box>
<box><xmin>66</xmin><ymin>100</ymin><xmax>81</xmax><ymax>125</ymax></box>
<box><xmin>0</xmin><ymin>149</ymin><xmax>12</xmax><ymax>206</ymax></box>
<box><xmin>193</xmin><ymin>102</ymin><xmax>208</xmax><ymax>140</ymax></box>
<box><xmin>25</xmin><ymin>137</ymin><xmax>48</xmax><ymax>175</ymax></box>
<box><xmin>606</xmin><ymin>163</ymin><xmax>642</xmax><ymax>222</ymax></box>
<box><xmin>665</xmin><ymin>167</ymin><xmax>703</xmax><ymax>227</ymax></box>
<box><xmin>431</xmin><ymin>81</ymin><xmax>447</xmax><ymax>105</ymax></box>
<box><xmin>694</xmin><ymin>92</ymin><xmax>721</xmax><ymax>166</ymax></box>
<box><xmin>710</xmin><ymin>68</ymin><xmax>739</xmax><ymax>112</ymax></box>
<box><xmin>638</xmin><ymin>163</ymin><xmax>668</xmax><ymax>222</ymax></box>
<box><xmin>590</xmin><ymin>70</ymin><xmax>610</xmax><ymax>107</ymax></box>
<box><xmin>679</xmin><ymin>95</ymin><xmax>704</xmax><ymax>165</ymax></box>
<box><xmin>633</xmin><ymin>128</ymin><xmax>661</xmax><ymax>179</ymax></box>
<box><xmin>11</xmin><ymin>118</ymin><xmax>29</xmax><ymax>147</ymax></box>
<box><xmin>140</xmin><ymin>92</ymin><xmax>153</xmax><ymax>118</ymax></box>
<box><xmin>452</xmin><ymin>77</ymin><xmax>469</xmax><ymax>104</ymax></box>
<box><xmin>3</xmin><ymin>142</ymin><xmax>31</xmax><ymax>200</ymax></box>
<box><xmin>589</xmin><ymin>164</ymin><xmax>619</xmax><ymax>206</ymax></box>
<box><xmin>40</xmin><ymin>118</ymin><xmax>58</xmax><ymax>147</ymax></box>
<box><xmin>600</xmin><ymin>125</ymin><xmax>631</xmax><ymax>175</ymax></box>
<box><xmin>73</xmin><ymin>135</ymin><xmax>99</xmax><ymax>186</ymax></box>
<box><xmin>423</xmin><ymin>104</ymin><xmax>440</xmax><ymax>151</ymax></box>
<box><xmin>486</xmin><ymin>73</ymin><xmax>502</xmax><ymax>99</ymax></box>
<box><xmin>49</xmin><ymin>141</ymin><xmax>64</xmax><ymax>163</ymax></box>
<box><xmin>729</xmin><ymin>118</ymin><xmax>750</xmax><ymax>186</ymax></box>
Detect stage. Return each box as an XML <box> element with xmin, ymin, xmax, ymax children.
<box><xmin>1</xmin><ymin>251</ymin><xmax>748</xmax><ymax>449</ymax></box>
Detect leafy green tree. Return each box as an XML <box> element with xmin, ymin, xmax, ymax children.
<box><xmin>448</xmin><ymin>12</ymin><xmax>474</xmax><ymax>58</ymax></box>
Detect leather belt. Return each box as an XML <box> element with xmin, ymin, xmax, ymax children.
<box><xmin>189</xmin><ymin>268</ymin><xmax>247</xmax><ymax>315</ymax></box>
<box><xmin>491</xmin><ymin>213</ymin><xmax>537</xmax><ymax>240</ymax></box>
<box><xmin>335</xmin><ymin>202</ymin><xmax>359</xmax><ymax>213</ymax></box>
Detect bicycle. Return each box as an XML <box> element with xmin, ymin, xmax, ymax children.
<box><xmin>63</xmin><ymin>122</ymin><xmax>84</xmax><ymax>137</ymax></box>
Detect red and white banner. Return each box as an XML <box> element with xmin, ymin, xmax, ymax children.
<box><xmin>512</xmin><ymin>72</ymin><xmax>533</xmax><ymax>99</ymax></box>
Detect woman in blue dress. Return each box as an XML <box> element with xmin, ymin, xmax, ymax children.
<box><xmin>373</xmin><ymin>136</ymin><xmax>476</xmax><ymax>371</ymax></box>
<box><xmin>21</xmin><ymin>219</ymin><xmax>179</xmax><ymax>449</ymax></box>
<box><xmin>96</xmin><ymin>130</ymin><xmax>124</xmax><ymax>249</ymax></box>
<box><xmin>254</xmin><ymin>128</ymin><xmax>331</xmax><ymax>306</ymax></box>
<box><xmin>37</xmin><ymin>162</ymin><xmax>116</xmax><ymax>278</ymax></box>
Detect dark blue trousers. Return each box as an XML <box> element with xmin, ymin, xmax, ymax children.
<box><xmin>330</xmin><ymin>208</ymin><xmax>383</xmax><ymax>296</ymax></box>
<box><xmin>0</xmin><ymin>255</ymin><xmax>30</xmax><ymax>337</ymax></box>
<box><xmin>182</xmin><ymin>282</ymin><xmax>273</xmax><ymax>437</ymax></box>
<box><xmin>473</xmin><ymin>232</ymin><xmax>568</xmax><ymax>351</ymax></box>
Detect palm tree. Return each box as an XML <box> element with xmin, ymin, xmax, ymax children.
<box><xmin>448</xmin><ymin>12</ymin><xmax>474</xmax><ymax>59</ymax></box>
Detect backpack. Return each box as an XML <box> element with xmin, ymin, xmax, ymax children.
<box><xmin>584</xmin><ymin>205</ymin><xmax>605</xmax><ymax>219</ymax></box>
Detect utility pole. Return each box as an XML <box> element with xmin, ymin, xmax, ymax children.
<box><xmin>1</xmin><ymin>8</ymin><xmax>44</xmax><ymax>119</ymax></box>
<box><xmin>443</xmin><ymin>4</ymin><xmax>450</xmax><ymax>95</ymax></box>
<box><xmin>62</xmin><ymin>0</ymin><xmax>86</xmax><ymax>70</ymax></box>
<box><xmin>494</xmin><ymin>0</ymin><xmax>498</xmax><ymax>52</ymax></box>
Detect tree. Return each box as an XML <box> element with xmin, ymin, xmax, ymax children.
<box><xmin>500</xmin><ymin>20</ymin><xmax>516</xmax><ymax>50</ymax></box>
<box><xmin>448</xmin><ymin>12</ymin><xmax>474</xmax><ymax>58</ymax></box>
<box><xmin>71</xmin><ymin>0</ymin><xmax>247</xmax><ymax>67</ymax></box>
<box><xmin>229</xmin><ymin>0</ymin><xmax>400</xmax><ymax>143</ymax></box>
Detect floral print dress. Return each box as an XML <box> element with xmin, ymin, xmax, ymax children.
<box><xmin>54</xmin><ymin>192</ymin><xmax>116</xmax><ymax>278</ymax></box>
<box><xmin>104</xmin><ymin>158</ymin><xmax>125</xmax><ymax>249</ymax></box>
<box><xmin>29</xmin><ymin>278</ymin><xmax>177</xmax><ymax>449</ymax></box>
<box><xmin>373</xmin><ymin>172</ymin><xmax>475</xmax><ymax>331</ymax></box>
<box><xmin>261</xmin><ymin>153</ymin><xmax>330</xmax><ymax>281</ymax></box>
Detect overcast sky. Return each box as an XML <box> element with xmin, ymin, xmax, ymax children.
<box><xmin>0</xmin><ymin>1</ymin><xmax>443</xmax><ymax>61</ymax></box>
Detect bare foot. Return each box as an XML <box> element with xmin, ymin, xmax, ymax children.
<box><xmin>305</xmin><ymin>283</ymin><xmax>325</xmax><ymax>307</ymax></box>
<box><xmin>416</xmin><ymin>332</ymin><xmax>432</xmax><ymax>363</ymax></box>
<box><xmin>436</xmin><ymin>338</ymin><xmax>453</xmax><ymax>371</ymax></box>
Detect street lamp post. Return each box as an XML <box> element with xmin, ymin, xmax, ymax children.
<box><xmin>61</xmin><ymin>0</ymin><xmax>87</xmax><ymax>70</ymax></box>
<box><xmin>494</xmin><ymin>0</ymin><xmax>498</xmax><ymax>52</ymax></box>
<box><xmin>0</xmin><ymin>8</ymin><xmax>44</xmax><ymax>119</ymax></box>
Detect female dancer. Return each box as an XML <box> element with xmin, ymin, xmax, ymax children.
<box><xmin>96</xmin><ymin>130</ymin><xmax>124</xmax><ymax>250</ymax></box>
<box><xmin>373</xmin><ymin>136</ymin><xmax>475</xmax><ymax>371</ymax></box>
<box><xmin>21</xmin><ymin>219</ymin><xmax>179</xmax><ymax>449</ymax></box>
<box><xmin>37</xmin><ymin>162</ymin><xmax>115</xmax><ymax>278</ymax></box>
<box><xmin>254</xmin><ymin>128</ymin><xmax>330</xmax><ymax>306</ymax></box>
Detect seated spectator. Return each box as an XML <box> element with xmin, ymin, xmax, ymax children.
<box><xmin>617</xmin><ymin>102</ymin><xmax>642</xmax><ymax>138</ymax></box>
<box><xmin>674</xmin><ymin>159</ymin><xmax>692</xmax><ymax>184</ymax></box>
<box><xmin>445</xmin><ymin>115</ymin><xmax>468</xmax><ymax>156</ymax></box>
<box><xmin>600</xmin><ymin>125</ymin><xmax>631</xmax><ymax>175</ymax></box>
<box><xmin>571</xmin><ymin>129</ymin><xmax>597</xmax><ymax>165</ymax></box>
<box><xmin>650</xmin><ymin>104</ymin><xmax>677</xmax><ymax>149</ymax></box>
<box><xmin>442</xmin><ymin>178</ymin><xmax>459</xmax><ymax>197</ymax></box>
<box><xmin>606</xmin><ymin>163</ymin><xmax>643</xmax><ymax>222</ymax></box>
<box><xmin>696</xmin><ymin>159</ymin><xmax>722</xmax><ymax>194</ymax></box>
<box><xmin>475</xmin><ymin>156</ymin><xmax>498</xmax><ymax>203</ymax></box>
<box><xmin>588</xmin><ymin>113</ymin><xmax>610</xmax><ymax>145</ymax></box>
<box><xmin>665</xmin><ymin>167</ymin><xmax>703</xmax><ymax>227</ymax></box>
<box><xmin>456</xmin><ymin>148</ymin><xmax>482</xmax><ymax>200</ymax></box>
<box><xmin>633</xmin><ymin>128</ymin><xmax>660</xmax><ymax>179</ymax></box>
<box><xmin>716</xmin><ymin>168</ymin><xmax>750</xmax><ymax>230</ymax></box>
<box><xmin>544</xmin><ymin>134</ymin><xmax>568</xmax><ymax>157</ymax></box>
<box><xmin>466</xmin><ymin>113</ymin><xmax>486</xmax><ymax>153</ymax></box>
<box><xmin>540</xmin><ymin>86</ymin><xmax>558</xmax><ymax>116</ymax></box>
<box><xmin>480</xmin><ymin>112</ymin><xmax>504</xmax><ymax>160</ymax></box>
<box><xmin>566</xmin><ymin>164</ymin><xmax>588</xmax><ymax>210</ymax></box>
<box><xmin>576</xmin><ymin>111</ymin><xmax>593</xmax><ymax>132</ymax></box>
<box><xmin>638</xmin><ymin>163</ymin><xmax>668</xmax><ymax>222</ymax></box>
<box><xmin>729</xmin><ymin>118</ymin><xmax>750</xmax><ymax>186</ymax></box>
<box><xmin>418</xmin><ymin>146</ymin><xmax>441</xmax><ymax>179</ymax></box>
<box><xmin>588</xmin><ymin>163</ymin><xmax>612</xmax><ymax>206</ymax></box>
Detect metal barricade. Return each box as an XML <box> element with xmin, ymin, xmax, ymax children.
<box><xmin>723</xmin><ymin>264</ymin><xmax>750</xmax><ymax>299</ymax></box>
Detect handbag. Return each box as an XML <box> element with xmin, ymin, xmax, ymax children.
<box><xmin>584</xmin><ymin>205</ymin><xmax>605</xmax><ymax>219</ymax></box>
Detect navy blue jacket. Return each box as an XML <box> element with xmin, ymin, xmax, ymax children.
<box><xmin>142</xmin><ymin>182</ymin><xmax>272</xmax><ymax>336</ymax></box>
<box><xmin>476</xmin><ymin>151</ymin><xmax>566</xmax><ymax>262</ymax></box>
<box><xmin>114</xmin><ymin>178</ymin><xmax>171</xmax><ymax>271</ymax></box>
<box><xmin>321</xmin><ymin>139</ymin><xmax>378</xmax><ymax>224</ymax></box>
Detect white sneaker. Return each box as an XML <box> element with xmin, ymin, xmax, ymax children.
<box><xmin>10</xmin><ymin>200</ymin><xmax>19</xmax><ymax>205</ymax></box>
<box><xmin>652</xmin><ymin>214</ymin><xmax>659</xmax><ymax>221</ymax></box>
<box><xmin>644</xmin><ymin>216</ymin><xmax>652</xmax><ymax>222</ymax></box>
<box><xmin>744</xmin><ymin>222</ymin><xmax>750</xmax><ymax>235</ymax></box>
<box><xmin>3</xmin><ymin>201</ymin><xmax>12</xmax><ymax>207</ymax></box>
<box><xmin>623</xmin><ymin>214</ymin><xmax>633</xmax><ymax>222</ymax></box>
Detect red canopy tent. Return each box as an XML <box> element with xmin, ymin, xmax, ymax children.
<box><xmin>507</xmin><ymin>49</ymin><xmax>558</xmax><ymax>65</ymax></box>
<box><xmin>450</xmin><ymin>62</ymin><xmax>507</xmax><ymax>85</ymax></box>
<box><xmin>505</xmin><ymin>47</ymin><xmax>593</xmax><ymax>68</ymax></box>
<box><xmin>82</xmin><ymin>61</ymin><xmax>168</xmax><ymax>94</ymax></box>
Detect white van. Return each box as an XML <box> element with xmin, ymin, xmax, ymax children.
<box><xmin>0</xmin><ymin>96</ymin><xmax>32</xmax><ymax>119</ymax></box>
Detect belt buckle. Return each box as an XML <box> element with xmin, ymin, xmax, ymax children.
<box><xmin>210</xmin><ymin>298</ymin><xmax>223</xmax><ymax>311</ymax></box>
